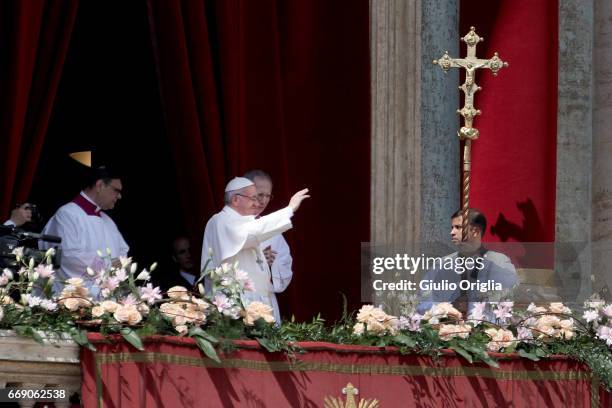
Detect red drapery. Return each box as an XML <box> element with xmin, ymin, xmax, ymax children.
<box><xmin>146</xmin><ymin>0</ymin><xmax>370</xmax><ymax>321</ymax></box>
<box><xmin>460</xmin><ymin>0</ymin><xmax>558</xmax><ymax>244</ymax></box>
<box><xmin>0</xmin><ymin>0</ymin><xmax>79</xmax><ymax>217</ymax></box>
<box><xmin>81</xmin><ymin>334</ymin><xmax>610</xmax><ymax>407</ymax></box>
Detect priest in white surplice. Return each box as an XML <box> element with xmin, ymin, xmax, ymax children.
<box><xmin>41</xmin><ymin>166</ymin><xmax>129</xmax><ymax>293</ymax></box>
<box><xmin>202</xmin><ymin>177</ymin><xmax>309</xmax><ymax>323</ymax></box>
<box><xmin>244</xmin><ymin>170</ymin><xmax>293</xmax><ymax>323</ymax></box>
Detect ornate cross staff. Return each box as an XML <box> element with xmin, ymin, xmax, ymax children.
<box><xmin>433</xmin><ymin>26</ymin><xmax>508</xmax><ymax>240</ymax></box>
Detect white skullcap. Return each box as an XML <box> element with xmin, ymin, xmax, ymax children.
<box><xmin>224</xmin><ymin>177</ymin><xmax>254</xmax><ymax>192</ymax></box>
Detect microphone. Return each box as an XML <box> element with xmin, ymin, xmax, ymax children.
<box><xmin>17</xmin><ymin>231</ymin><xmax>62</xmax><ymax>244</ymax></box>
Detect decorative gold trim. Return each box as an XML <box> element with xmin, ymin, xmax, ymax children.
<box><xmin>95</xmin><ymin>351</ymin><xmax>592</xmax><ymax>381</ymax></box>
<box><xmin>93</xmin><ymin>352</ymin><xmax>601</xmax><ymax>407</ymax></box>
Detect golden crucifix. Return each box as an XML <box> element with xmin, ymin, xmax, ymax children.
<box><xmin>433</xmin><ymin>26</ymin><xmax>508</xmax><ymax>240</ymax></box>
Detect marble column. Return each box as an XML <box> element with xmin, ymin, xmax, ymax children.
<box><xmin>556</xmin><ymin>0</ymin><xmax>594</xmax><ymax>303</ymax></box>
<box><xmin>370</xmin><ymin>0</ymin><xmax>459</xmax><ymax>247</ymax></box>
<box><xmin>592</xmin><ymin>0</ymin><xmax>612</xmax><ymax>297</ymax></box>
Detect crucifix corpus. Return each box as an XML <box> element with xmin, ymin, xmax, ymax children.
<box><xmin>433</xmin><ymin>26</ymin><xmax>508</xmax><ymax>241</ymax></box>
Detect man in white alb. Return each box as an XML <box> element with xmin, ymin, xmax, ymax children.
<box><xmin>41</xmin><ymin>166</ymin><xmax>129</xmax><ymax>292</ymax></box>
<box><xmin>243</xmin><ymin>170</ymin><xmax>293</xmax><ymax>323</ymax></box>
<box><xmin>202</xmin><ymin>177</ymin><xmax>309</xmax><ymax>322</ymax></box>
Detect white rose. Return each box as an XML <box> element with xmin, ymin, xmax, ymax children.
<box><xmin>167</xmin><ymin>286</ymin><xmax>190</xmax><ymax>300</ymax></box>
<box><xmin>243</xmin><ymin>301</ymin><xmax>275</xmax><ymax>326</ymax></box>
<box><xmin>62</xmin><ymin>298</ymin><xmax>81</xmax><ymax>311</ymax></box>
<box><xmin>92</xmin><ymin>306</ymin><xmax>105</xmax><ymax>317</ymax></box>
<box><xmin>100</xmin><ymin>300</ymin><xmax>119</xmax><ymax>313</ymax></box>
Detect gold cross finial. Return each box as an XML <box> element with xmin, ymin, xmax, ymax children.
<box><xmin>433</xmin><ymin>26</ymin><xmax>508</xmax><ymax>241</ymax></box>
<box><xmin>433</xmin><ymin>26</ymin><xmax>508</xmax><ymax>140</ymax></box>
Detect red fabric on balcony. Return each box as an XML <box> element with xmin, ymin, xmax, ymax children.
<box><xmin>81</xmin><ymin>334</ymin><xmax>610</xmax><ymax>407</ymax></box>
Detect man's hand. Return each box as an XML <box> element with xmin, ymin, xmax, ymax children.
<box><xmin>263</xmin><ymin>245</ymin><xmax>277</xmax><ymax>266</ymax></box>
<box><xmin>10</xmin><ymin>204</ymin><xmax>32</xmax><ymax>227</ymax></box>
<box><xmin>288</xmin><ymin>188</ymin><xmax>310</xmax><ymax>212</ymax></box>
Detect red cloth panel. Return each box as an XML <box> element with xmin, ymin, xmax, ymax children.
<box><xmin>81</xmin><ymin>334</ymin><xmax>609</xmax><ymax>407</ymax></box>
<box><xmin>0</xmin><ymin>0</ymin><xmax>79</xmax><ymax>216</ymax></box>
<box><xmin>460</xmin><ymin>0</ymin><xmax>558</xmax><ymax>243</ymax></box>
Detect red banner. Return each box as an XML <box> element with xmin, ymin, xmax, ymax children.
<box><xmin>81</xmin><ymin>334</ymin><xmax>609</xmax><ymax>407</ymax></box>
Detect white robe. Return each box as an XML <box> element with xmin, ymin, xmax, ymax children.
<box><xmin>201</xmin><ymin>206</ymin><xmax>293</xmax><ymax>321</ymax></box>
<box><xmin>261</xmin><ymin>234</ymin><xmax>293</xmax><ymax>323</ymax></box>
<box><xmin>41</xmin><ymin>195</ymin><xmax>129</xmax><ymax>292</ymax></box>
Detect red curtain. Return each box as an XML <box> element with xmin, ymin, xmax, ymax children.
<box><xmin>0</xmin><ymin>0</ymin><xmax>79</xmax><ymax>218</ymax></box>
<box><xmin>147</xmin><ymin>0</ymin><xmax>370</xmax><ymax>321</ymax></box>
<box><xmin>82</xmin><ymin>334</ymin><xmax>610</xmax><ymax>407</ymax></box>
<box><xmin>460</xmin><ymin>0</ymin><xmax>558</xmax><ymax>244</ymax></box>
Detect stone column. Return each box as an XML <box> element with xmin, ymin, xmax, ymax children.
<box><xmin>370</xmin><ymin>0</ymin><xmax>459</xmax><ymax>246</ymax></box>
<box><xmin>420</xmin><ymin>0</ymin><xmax>460</xmax><ymax>244</ymax></box>
<box><xmin>556</xmin><ymin>0</ymin><xmax>594</xmax><ymax>303</ymax></box>
<box><xmin>592</xmin><ymin>0</ymin><xmax>612</xmax><ymax>297</ymax></box>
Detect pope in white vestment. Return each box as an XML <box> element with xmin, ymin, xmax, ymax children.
<box><xmin>202</xmin><ymin>177</ymin><xmax>309</xmax><ymax>323</ymax></box>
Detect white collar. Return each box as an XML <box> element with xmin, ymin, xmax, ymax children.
<box><xmin>222</xmin><ymin>205</ymin><xmax>255</xmax><ymax>219</ymax></box>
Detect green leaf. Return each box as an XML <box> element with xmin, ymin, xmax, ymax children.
<box><xmin>478</xmin><ymin>352</ymin><xmax>499</xmax><ymax>368</ymax></box>
<box><xmin>394</xmin><ymin>333</ymin><xmax>416</xmax><ymax>348</ymax></box>
<box><xmin>189</xmin><ymin>327</ymin><xmax>218</xmax><ymax>344</ymax></box>
<box><xmin>535</xmin><ymin>347</ymin><xmax>548</xmax><ymax>357</ymax></box>
<box><xmin>71</xmin><ymin>330</ymin><xmax>96</xmax><ymax>351</ymax></box>
<box><xmin>120</xmin><ymin>327</ymin><xmax>144</xmax><ymax>351</ymax></box>
<box><xmin>194</xmin><ymin>335</ymin><xmax>221</xmax><ymax>363</ymax></box>
<box><xmin>13</xmin><ymin>325</ymin><xmax>28</xmax><ymax>336</ymax></box>
<box><xmin>30</xmin><ymin>329</ymin><xmax>44</xmax><ymax>344</ymax></box>
<box><xmin>518</xmin><ymin>349</ymin><xmax>540</xmax><ymax>361</ymax></box>
<box><xmin>449</xmin><ymin>344</ymin><xmax>473</xmax><ymax>363</ymax></box>
<box><xmin>256</xmin><ymin>337</ymin><xmax>281</xmax><ymax>352</ymax></box>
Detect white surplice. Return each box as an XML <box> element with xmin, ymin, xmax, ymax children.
<box><xmin>261</xmin><ymin>234</ymin><xmax>293</xmax><ymax>323</ymax></box>
<box><xmin>41</xmin><ymin>192</ymin><xmax>129</xmax><ymax>292</ymax></box>
<box><xmin>201</xmin><ymin>206</ymin><xmax>293</xmax><ymax>321</ymax></box>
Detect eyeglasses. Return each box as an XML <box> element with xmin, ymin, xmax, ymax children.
<box><xmin>105</xmin><ymin>183</ymin><xmax>122</xmax><ymax>194</ymax></box>
<box><xmin>256</xmin><ymin>193</ymin><xmax>273</xmax><ymax>202</ymax></box>
<box><xmin>235</xmin><ymin>193</ymin><xmax>258</xmax><ymax>202</ymax></box>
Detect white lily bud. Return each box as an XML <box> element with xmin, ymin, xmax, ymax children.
<box><xmin>86</xmin><ymin>267</ymin><xmax>96</xmax><ymax>276</ymax></box>
<box><xmin>20</xmin><ymin>294</ymin><xmax>28</xmax><ymax>305</ymax></box>
<box><xmin>130</xmin><ymin>263</ymin><xmax>138</xmax><ymax>274</ymax></box>
<box><xmin>198</xmin><ymin>284</ymin><xmax>205</xmax><ymax>295</ymax></box>
<box><xmin>45</xmin><ymin>248</ymin><xmax>56</xmax><ymax>258</ymax></box>
<box><xmin>32</xmin><ymin>272</ymin><xmax>39</xmax><ymax>281</ymax></box>
<box><xmin>96</xmin><ymin>250</ymin><xmax>103</xmax><ymax>258</ymax></box>
<box><xmin>28</xmin><ymin>258</ymin><xmax>35</xmax><ymax>269</ymax></box>
<box><xmin>3</xmin><ymin>269</ymin><xmax>13</xmax><ymax>280</ymax></box>
<box><xmin>208</xmin><ymin>247</ymin><xmax>213</xmax><ymax>257</ymax></box>
<box><xmin>150</xmin><ymin>262</ymin><xmax>158</xmax><ymax>272</ymax></box>
<box><xmin>136</xmin><ymin>270</ymin><xmax>150</xmax><ymax>281</ymax></box>
<box><xmin>106</xmin><ymin>247</ymin><xmax>112</xmax><ymax>255</ymax></box>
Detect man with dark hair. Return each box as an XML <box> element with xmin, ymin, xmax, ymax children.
<box><xmin>243</xmin><ymin>169</ymin><xmax>293</xmax><ymax>323</ymax></box>
<box><xmin>41</xmin><ymin>165</ymin><xmax>129</xmax><ymax>292</ymax></box>
<box><xmin>159</xmin><ymin>235</ymin><xmax>198</xmax><ymax>290</ymax></box>
<box><xmin>3</xmin><ymin>203</ymin><xmax>33</xmax><ymax>228</ymax></box>
<box><xmin>417</xmin><ymin>208</ymin><xmax>518</xmax><ymax>316</ymax></box>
